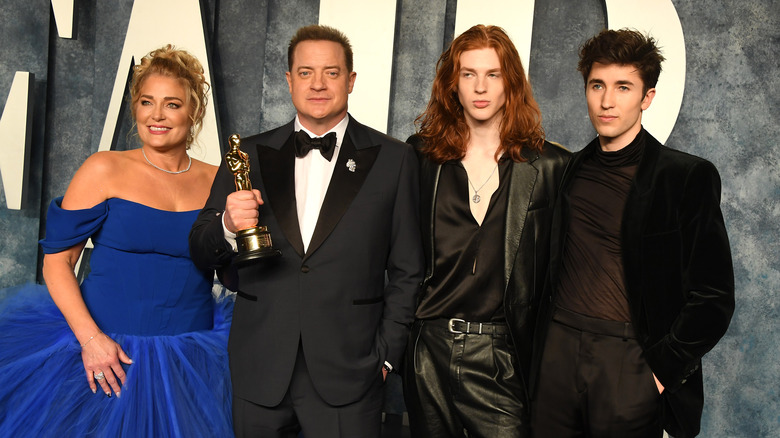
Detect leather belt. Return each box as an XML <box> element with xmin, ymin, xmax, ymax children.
<box><xmin>553</xmin><ymin>306</ymin><xmax>635</xmax><ymax>340</ymax></box>
<box><xmin>445</xmin><ymin>318</ymin><xmax>509</xmax><ymax>335</ymax></box>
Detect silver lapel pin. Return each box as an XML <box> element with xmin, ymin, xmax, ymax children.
<box><xmin>346</xmin><ymin>159</ymin><xmax>356</xmax><ymax>172</ymax></box>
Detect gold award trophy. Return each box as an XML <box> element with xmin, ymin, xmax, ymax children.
<box><xmin>225</xmin><ymin>134</ymin><xmax>281</xmax><ymax>265</ymax></box>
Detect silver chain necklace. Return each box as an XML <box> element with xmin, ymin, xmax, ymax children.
<box><xmin>466</xmin><ymin>163</ymin><xmax>498</xmax><ymax>203</ymax></box>
<box><xmin>141</xmin><ymin>147</ymin><xmax>192</xmax><ymax>174</ymax></box>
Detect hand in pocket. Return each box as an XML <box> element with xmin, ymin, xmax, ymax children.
<box><xmin>652</xmin><ymin>373</ymin><xmax>665</xmax><ymax>394</ymax></box>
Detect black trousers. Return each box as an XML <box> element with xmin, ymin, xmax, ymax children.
<box><xmin>233</xmin><ymin>343</ymin><xmax>383</xmax><ymax>438</ymax></box>
<box><xmin>532</xmin><ymin>307</ymin><xmax>663</xmax><ymax>438</ymax></box>
<box><xmin>404</xmin><ymin>319</ymin><xmax>528</xmax><ymax>438</ymax></box>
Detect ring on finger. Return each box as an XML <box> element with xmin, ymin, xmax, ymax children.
<box><xmin>94</xmin><ymin>371</ymin><xmax>105</xmax><ymax>380</ymax></box>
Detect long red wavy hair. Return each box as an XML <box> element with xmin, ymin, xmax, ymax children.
<box><xmin>416</xmin><ymin>25</ymin><xmax>544</xmax><ymax>163</ymax></box>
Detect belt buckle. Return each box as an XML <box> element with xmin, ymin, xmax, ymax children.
<box><xmin>448</xmin><ymin>318</ymin><xmax>466</xmax><ymax>334</ymax></box>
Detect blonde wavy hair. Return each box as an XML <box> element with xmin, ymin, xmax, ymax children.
<box><xmin>130</xmin><ymin>44</ymin><xmax>209</xmax><ymax>147</ymax></box>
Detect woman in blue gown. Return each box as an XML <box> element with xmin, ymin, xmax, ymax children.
<box><xmin>0</xmin><ymin>45</ymin><xmax>233</xmax><ymax>437</ymax></box>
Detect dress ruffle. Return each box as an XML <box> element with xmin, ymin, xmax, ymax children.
<box><xmin>39</xmin><ymin>197</ymin><xmax>108</xmax><ymax>254</ymax></box>
<box><xmin>0</xmin><ymin>284</ymin><xmax>234</xmax><ymax>437</ymax></box>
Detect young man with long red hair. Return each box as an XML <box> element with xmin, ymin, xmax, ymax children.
<box><xmin>403</xmin><ymin>24</ymin><xmax>570</xmax><ymax>437</ymax></box>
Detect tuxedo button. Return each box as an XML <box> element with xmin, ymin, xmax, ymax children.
<box><xmin>301</xmin><ymin>265</ymin><xmax>310</xmax><ymax>273</ymax></box>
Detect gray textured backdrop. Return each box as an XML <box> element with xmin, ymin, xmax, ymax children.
<box><xmin>0</xmin><ymin>0</ymin><xmax>777</xmax><ymax>435</ymax></box>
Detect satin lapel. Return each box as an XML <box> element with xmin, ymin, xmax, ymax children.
<box><xmin>304</xmin><ymin>130</ymin><xmax>380</xmax><ymax>259</ymax></box>
<box><xmin>257</xmin><ymin>131</ymin><xmax>305</xmax><ymax>258</ymax></box>
<box><xmin>504</xmin><ymin>155</ymin><xmax>538</xmax><ymax>288</ymax></box>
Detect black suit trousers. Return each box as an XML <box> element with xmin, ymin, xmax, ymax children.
<box><xmin>532</xmin><ymin>307</ymin><xmax>663</xmax><ymax>438</ymax></box>
<box><xmin>232</xmin><ymin>342</ymin><xmax>383</xmax><ymax>438</ymax></box>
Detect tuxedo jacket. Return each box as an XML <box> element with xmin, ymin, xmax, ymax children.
<box><xmin>533</xmin><ymin>130</ymin><xmax>735</xmax><ymax>438</ymax></box>
<box><xmin>411</xmin><ymin>135</ymin><xmax>571</xmax><ymax>404</ymax></box>
<box><xmin>189</xmin><ymin>116</ymin><xmax>424</xmax><ymax>407</ymax></box>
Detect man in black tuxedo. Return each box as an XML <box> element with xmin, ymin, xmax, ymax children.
<box><xmin>531</xmin><ymin>29</ymin><xmax>734</xmax><ymax>438</ymax></box>
<box><xmin>189</xmin><ymin>25</ymin><xmax>423</xmax><ymax>437</ymax></box>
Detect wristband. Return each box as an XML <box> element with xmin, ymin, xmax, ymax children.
<box><xmin>80</xmin><ymin>330</ymin><xmax>102</xmax><ymax>347</ymax></box>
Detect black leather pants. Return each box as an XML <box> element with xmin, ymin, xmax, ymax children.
<box><xmin>404</xmin><ymin>319</ymin><xmax>529</xmax><ymax>438</ymax></box>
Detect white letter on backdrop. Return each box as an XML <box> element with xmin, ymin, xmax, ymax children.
<box><xmin>606</xmin><ymin>0</ymin><xmax>686</xmax><ymax>144</ymax></box>
<box><xmin>319</xmin><ymin>0</ymin><xmax>398</xmax><ymax>133</ymax></box>
<box><xmin>0</xmin><ymin>72</ymin><xmax>34</xmax><ymax>210</ymax></box>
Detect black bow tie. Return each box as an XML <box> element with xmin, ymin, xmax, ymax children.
<box><xmin>294</xmin><ymin>131</ymin><xmax>337</xmax><ymax>161</ymax></box>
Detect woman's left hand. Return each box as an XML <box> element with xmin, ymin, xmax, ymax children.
<box><xmin>81</xmin><ymin>332</ymin><xmax>133</xmax><ymax>397</ymax></box>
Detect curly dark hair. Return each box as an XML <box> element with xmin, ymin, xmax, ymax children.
<box><xmin>578</xmin><ymin>28</ymin><xmax>665</xmax><ymax>94</ymax></box>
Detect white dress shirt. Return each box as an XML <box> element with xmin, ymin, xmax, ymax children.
<box><xmin>223</xmin><ymin>115</ymin><xmax>348</xmax><ymax>253</ymax></box>
<box><xmin>294</xmin><ymin>115</ymin><xmax>348</xmax><ymax>252</ymax></box>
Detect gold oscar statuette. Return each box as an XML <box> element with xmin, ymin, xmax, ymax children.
<box><xmin>225</xmin><ymin>133</ymin><xmax>281</xmax><ymax>265</ymax></box>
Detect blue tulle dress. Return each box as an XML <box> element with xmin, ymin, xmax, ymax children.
<box><xmin>0</xmin><ymin>197</ymin><xmax>234</xmax><ymax>437</ymax></box>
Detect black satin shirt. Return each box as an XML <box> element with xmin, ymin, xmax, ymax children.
<box><xmin>415</xmin><ymin>159</ymin><xmax>511</xmax><ymax>322</ymax></box>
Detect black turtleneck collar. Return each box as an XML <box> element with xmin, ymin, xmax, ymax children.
<box><xmin>594</xmin><ymin>129</ymin><xmax>645</xmax><ymax>167</ymax></box>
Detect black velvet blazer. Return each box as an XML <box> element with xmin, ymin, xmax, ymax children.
<box><xmin>534</xmin><ymin>129</ymin><xmax>735</xmax><ymax>438</ymax></box>
<box><xmin>410</xmin><ymin>134</ymin><xmax>571</xmax><ymax>408</ymax></box>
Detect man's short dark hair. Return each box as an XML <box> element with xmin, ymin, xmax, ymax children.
<box><xmin>578</xmin><ymin>28</ymin><xmax>665</xmax><ymax>93</ymax></box>
<box><xmin>288</xmin><ymin>25</ymin><xmax>353</xmax><ymax>72</ymax></box>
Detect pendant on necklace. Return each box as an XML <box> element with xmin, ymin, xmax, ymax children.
<box><xmin>472</xmin><ymin>194</ymin><xmax>481</xmax><ymax>203</ymax></box>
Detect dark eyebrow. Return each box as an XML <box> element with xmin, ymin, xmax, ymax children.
<box><xmin>296</xmin><ymin>65</ymin><xmax>341</xmax><ymax>71</ymax></box>
<box><xmin>587</xmin><ymin>78</ymin><xmax>635</xmax><ymax>87</ymax></box>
